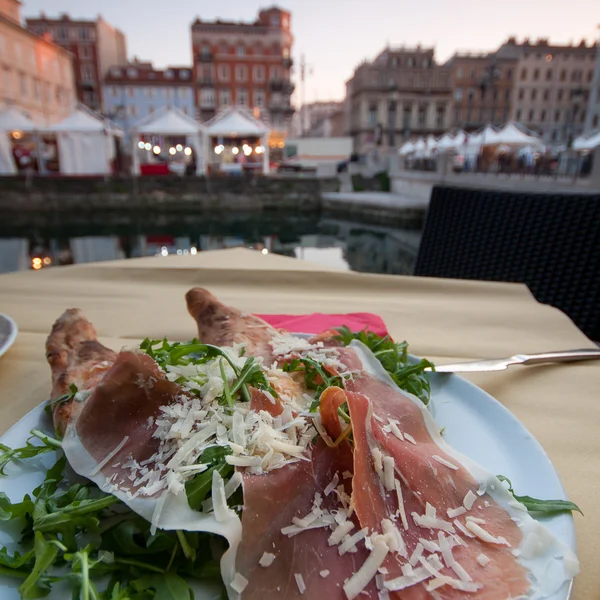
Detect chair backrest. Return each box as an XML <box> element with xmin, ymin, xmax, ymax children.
<box><xmin>414</xmin><ymin>185</ymin><xmax>600</xmax><ymax>340</ymax></box>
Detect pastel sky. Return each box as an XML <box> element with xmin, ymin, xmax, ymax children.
<box><xmin>21</xmin><ymin>0</ymin><xmax>599</xmax><ymax>103</ymax></box>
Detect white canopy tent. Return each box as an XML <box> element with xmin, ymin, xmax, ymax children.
<box><xmin>488</xmin><ymin>122</ymin><xmax>544</xmax><ymax>148</ymax></box>
<box><xmin>205</xmin><ymin>107</ymin><xmax>270</xmax><ymax>174</ymax></box>
<box><xmin>0</xmin><ymin>107</ymin><xmax>38</xmax><ymax>175</ymax></box>
<box><xmin>413</xmin><ymin>137</ymin><xmax>427</xmax><ymax>158</ymax></box>
<box><xmin>132</xmin><ymin>107</ymin><xmax>206</xmax><ymax>175</ymax></box>
<box><xmin>573</xmin><ymin>131</ymin><xmax>600</xmax><ymax>151</ymax></box>
<box><xmin>398</xmin><ymin>140</ymin><xmax>416</xmax><ymax>155</ymax></box>
<box><xmin>47</xmin><ymin>108</ymin><xmax>121</xmax><ymax>175</ymax></box>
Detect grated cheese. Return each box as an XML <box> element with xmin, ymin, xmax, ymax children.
<box><xmin>404</xmin><ymin>433</ymin><xmax>417</xmax><ymax>445</ymax></box>
<box><xmin>324</xmin><ymin>473</ymin><xmax>340</xmax><ymax>496</ymax></box>
<box><xmin>231</xmin><ymin>573</ymin><xmax>249</xmax><ymax>594</ymax></box>
<box><xmin>432</xmin><ymin>455</ymin><xmax>459</xmax><ymax>471</ymax></box>
<box><xmin>339</xmin><ymin>528</ymin><xmax>369</xmax><ymax>555</ymax></box>
<box><xmin>465</xmin><ymin>520</ymin><xmax>511</xmax><ymax>546</ymax></box>
<box><xmin>426</xmin><ymin>576</ymin><xmax>481</xmax><ymax>593</ymax></box>
<box><xmin>446</xmin><ymin>506</ymin><xmax>467</xmax><ymax>519</ymax></box>
<box><xmin>394</xmin><ymin>480</ymin><xmax>409</xmax><ymax>530</ymax></box>
<box><xmin>372</xmin><ymin>447</ymin><xmax>384</xmax><ymax>476</ymax></box>
<box><xmin>466</xmin><ymin>516</ymin><xmax>486</xmax><ymax>525</ymax></box>
<box><xmin>329</xmin><ymin>521</ymin><xmax>355</xmax><ymax>546</ymax></box>
<box><xmin>453</xmin><ymin>520</ymin><xmax>475</xmax><ymax>538</ymax></box>
<box><xmin>476</xmin><ymin>553</ymin><xmax>491</xmax><ymax>567</ymax></box>
<box><xmin>294</xmin><ymin>573</ymin><xmax>306</xmax><ymax>594</ymax></box>
<box><xmin>419</xmin><ymin>538</ymin><xmax>441</xmax><ymax>554</ymax></box>
<box><xmin>382</xmin><ymin>519</ymin><xmax>407</xmax><ymax>558</ymax></box>
<box><xmin>343</xmin><ymin>538</ymin><xmax>390</xmax><ymax>600</ymax></box>
<box><xmin>90</xmin><ymin>436</ymin><xmax>130</xmax><ymax>476</ymax></box>
<box><xmin>412</xmin><ymin>512</ymin><xmax>455</xmax><ymax>533</ymax></box>
<box><xmin>212</xmin><ymin>470</ymin><xmax>236</xmax><ymax>523</ymax></box>
<box><xmin>320</xmin><ymin>570</ymin><xmax>330</xmax><ymax>578</ymax></box>
<box><xmin>383</xmin><ymin>456</ymin><xmax>395</xmax><ymax>492</ymax></box>
<box><xmin>259</xmin><ymin>552</ymin><xmax>276</xmax><ymax>567</ymax></box>
<box><xmin>462</xmin><ymin>490</ymin><xmax>477</xmax><ymax>510</ymax></box>
<box><xmin>408</xmin><ymin>542</ymin><xmax>424</xmax><ymax>566</ymax></box>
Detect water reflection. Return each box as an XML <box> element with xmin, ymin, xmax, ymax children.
<box><xmin>0</xmin><ymin>220</ymin><xmax>422</xmax><ymax>276</ymax></box>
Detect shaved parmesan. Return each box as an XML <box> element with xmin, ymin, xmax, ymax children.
<box><xmin>419</xmin><ymin>538</ymin><xmax>441</xmax><ymax>554</ymax></box>
<box><xmin>231</xmin><ymin>573</ymin><xmax>249</xmax><ymax>594</ymax></box>
<box><xmin>446</xmin><ymin>506</ymin><xmax>467</xmax><ymax>519</ymax></box>
<box><xmin>388</xmin><ymin>421</ymin><xmax>404</xmax><ymax>441</ymax></box>
<box><xmin>212</xmin><ymin>470</ymin><xmax>236</xmax><ymax>523</ymax></box>
<box><xmin>383</xmin><ymin>456</ymin><xmax>395</xmax><ymax>492</ymax></box>
<box><xmin>394</xmin><ymin>480</ymin><xmax>409</xmax><ymax>530</ymax></box>
<box><xmin>476</xmin><ymin>553</ymin><xmax>491</xmax><ymax>567</ymax></box>
<box><xmin>404</xmin><ymin>433</ymin><xmax>417</xmax><ymax>445</ymax></box>
<box><xmin>426</xmin><ymin>575</ymin><xmax>481</xmax><ymax>592</ymax></box>
<box><xmin>465</xmin><ymin>520</ymin><xmax>511</xmax><ymax>546</ymax></box>
<box><xmin>294</xmin><ymin>573</ymin><xmax>306</xmax><ymax>594</ymax></box>
<box><xmin>90</xmin><ymin>436</ymin><xmax>129</xmax><ymax>476</ymax></box>
<box><xmin>462</xmin><ymin>490</ymin><xmax>477</xmax><ymax>510</ymax></box>
<box><xmin>453</xmin><ymin>519</ymin><xmax>475</xmax><ymax>538</ymax></box>
<box><xmin>343</xmin><ymin>538</ymin><xmax>390</xmax><ymax>600</ymax></box>
<box><xmin>466</xmin><ymin>516</ymin><xmax>486</xmax><ymax>525</ymax></box>
<box><xmin>432</xmin><ymin>455</ymin><xmax>459</xmax><ymax>470</ymax></box>
<box><xmin>339</xmin><ymin>528</ymin><xmax>369</xmax><ymax>555</ymax></box>
<box><xmin>412</xmin><ymin>512</ymin><xmax>455</xmax><ymax>533</ymax></box>
<box><xmin>384</xmin><ymin>565</ymin><xmax>432</xmax><ymax>591</ymax></box>
<box><xmin>324</xmin><ymin>473</ymin><xmax>339</xmax><ymax>496</ymax></box>
<box><xmin>320</xmin><ymin>570</ymin><xmax>330</xmax><ymax>578</ymax></box>
<box><xmin>408</xmin><ymin>542</ymin><xmax>424</xmax><ymax>566</ymax></box>
<box><xmin>328</xmin><ymin>520</ymin><xmax>355</xmax><ymax>546</ymax></box>
<box><xmin>372</xmin><ymin>447</ymin><xmax>384</xmax><ymax>475</ymax></box>
<box><xmin>381</xmin><ymin>518</ymin><xmax>407</xmax><ymax>557</ymax></box>
<box><xmin>259</xmin><ymin>552</ymin><xmax>276</xmax><ymax>567</ymax></box>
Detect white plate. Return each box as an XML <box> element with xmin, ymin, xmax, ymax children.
<box><xmin>0</xmin><ymin>368</ymin><xmax>575</xmax><ymax>599</ymax></box>
<box><xmin>0</xmin><ymin>314</ymin><xmax>18</xmax><ymax>360</ymax></box>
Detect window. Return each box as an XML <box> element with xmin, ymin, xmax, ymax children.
<box><xmin>505</xmin><ymin>89</ymin><xmax>511</xmax><ymax>101</ymax></box>
<box><xmin>236</xmin><ymin>44</ymin><xmax>246</xmax><ymax>57</ymax></box>
<box><xmin>111</xmin><ymin>86</ymin><xmax>118</xmax><ymax>97</ymax></box>
<box><xmin>79</xmin><ymin>27</ymin><xmax>90</xmax><ymax>41</ymax></box>
<box><xmin>237</xmin><ymin>88</ymin><xmax>248</xmax><ymax>106</ymax></box>
<box><xmin>470</xmin><ymin>68</ymin><xmax>477</xmax><ymax>81</ymax></box>
<box><xmin>34</xmin><ymin>78</ymin><xmax>41</xmax><ymax>100</ymax></box>
<box><xmin>554</xmin><ymin>109</ymin><xmax>560</xmax><ymax>122</ymax></box>
<box><xmin>528</xmin><ymin>109</ymin><xmax>534</xmax><ymax>121</ymax></box>
<box><xmin>418</xmin><ymin>103</ymin><xmax>427</xmax><ymax>126</ymax></box>
<box><xmin>587</xmin><ymin>70</ymin><xmax>594</xmax><ymax>83</ymax></box>
<box><xmin>506</xmin><ymin>68</ymin><xmax>513</xmax><ymax>80</ymax></box>
<box><xmin>467</xmin><ymin>88</ymin><xmax>475</xmax><ymax>102</ymax></box>
<box><xmin>454</xmin><ymin>88</ymin><xmax>462</xmax><ymax>101</ymax></box>
<box><xmin>546</xmin><ymin>69</ymin><xmax>552</xmax><ymax>81</ymax></box>
<box><xmin>435</xmin><ymin>104</ymin><xmax>445</xmax><ymax>128</ymax></box>
<box><xmin>269</xmin><ymin>65</ymin><xmax>281</xmax><ymax>80</ymax></box>
<box><xmin>57</xmin><ymin>26</ymin><xmax>67</xmax><ymax>40</ymax></box>
<box><xmin>253</xmin><ymin>65</ymin><xmax>265</xmax><ymax>82</ymax></box>
<box><xmin>81</xmin><ymin>64</ymin><xmax>95</xmax><ymax>82</ymax></box>
<box><xmin>557</xmin><ymin>89</ymin><xmax>563</xmax><ymax>101</ymax></box>
<box><xmin>571</xmin><ymin>70</ymin><xmax>581</xmax><ymax>82</ymax></box>
<box><xmin>454</xmin><ymin>107</ymin><xmax>460</xmax><ymax>124</ymax></box>
<box><xmin>407</xmin><ymin>57</ymin><xmax>414</xmax><ymax>68</ymax></box>
<box><xmin>3</xmin><ymin>68</ymin><xmax>12</xmax><ymax>96</ymax></box>
<box><xmin>560</xmin><ymin>69</ymin><xmax>566</xmax><ymax>82</ymax></box>
<box><xmin>254</xmin><ymin>89</ymin><xmax>265</xmax><ymax>107</ymax></box>
<box><xmin>521</xmin><ymin>68</ymin><xmax>527</xmax><ymax>80</ymax></box>
<box><xmin>531</xmin><ymin>89</ymin><xmax>537</xmax><ymax>100</ymax></box>
<box><xmin>456</xmin><ymin>68</ymin><xmax>464</xmax><ymax>79</ymax></box>
<box><xmin>145</xmin><ymin>87</ymin><xmax>154</xmax><ymax>97</ymax></box>
<box><xmin>164</xmin><ymin>69</ymin><xmax>174</xmax><ymax>79</ymax></box>
<box><xmin>518</xmin><ymin>89</ymin><xmax>524</xmax><ymax>100</ymax></box>
<box><xmin>402</xmin><ymin>104</ymin><xmax>411</xmax><ymax>127</ymax></box>
<box><xmin>129</xmin><ymin>105</ymin><xmax>136</xmax><ymax>116</ymax></box>
<box><xmin>540</xmin><ymin>109</ymin><xmax>546</xmax><ymax>121</ymax></box>
<box><xmin>19</xmin><ymin>72</ymin><xmax>27</xmax><ymax>97</ymax></box>
<box><xmin>254</xmin><ymin>43</ymin><xmax>263</xmax><ymax>56</ymax></box>
<box><xmin>220</xmin><ymin>42</ymin><xmax>229</xmax><ymax>54</ymax></box>
<box><xmin>543</xmin><ymin>89</ymin><xmax>550</xmax><ymax>101</ymax></box>
<box><xmin>235</xmin><ymin>65</ymin><xmax>247</xmax><ymax>82</ymax></box>
<box><xmin>80</xmin><ymin>45</ymin><xmax>92</xmax><ymax>59</ymax></box>
<box><xmin>218</xmin><ymin>65</ymin><xmax>230</xmax><ymax>82</ymax></box>
<box><xmin>493</xmin><ymin>89</ymin><xmax>498</xmax><ymax>101</ymax></box>
<box><xmin>179</xmin><ymin>69</ymin><xmax>191</xmax><ymax>80</ymax></box>
<box><xmin>219</xmin><ymin>89</ymin><xmax>230</xmax><ymax>106</ymax></box>
<box><xmin>593</xmin><ymin>114</ymin><xmax>599</xmax><ymax>128</ymax></box>
<box><xmin>533</xmin><ymin>68</ymin><xmax>540</xmax><ymax>81</ymax></box>
<box><xmin>201</xmin><ymin>44</ymin><xmax>211</xmax><ymax>59</ymax></box>
<box><xmin>200</xmin><ymin>88</ymin><xmax>215</xmax><ymax>107</ymax></box>
<box><xmin>368</xmin><ymin>104</ymin><xmax>377</xmax><ymax>127</ymax></box>
<box><xmin>14</xmin><ymin>42</ymin><xmax>22</xmax><ymax>62</ymax></box>
<box><xmin>127</xmin><ymin>86</ymin><xmax>134</xmax><ymax>97</ymax></box>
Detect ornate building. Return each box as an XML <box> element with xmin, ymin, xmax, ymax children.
<box><xmin>346</xmin><ymin>46</ymin><xmax>452</xmax><ymax>153</ymax></box>
<box><xmin>191</xmin><ymin>6</ymin><xmax>294</xmax><ymax>144</ymax></box>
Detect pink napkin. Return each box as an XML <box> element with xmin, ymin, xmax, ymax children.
<box><xmin>255</xmin><ymin>313</ymin><xmax>389</xmax><ymax>337</ymax></box>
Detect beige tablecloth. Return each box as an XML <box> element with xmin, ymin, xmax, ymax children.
<box><xmin>0</xmin><ymin>248</ymin><xmax>598</xmax><ymax>598</ymax></box>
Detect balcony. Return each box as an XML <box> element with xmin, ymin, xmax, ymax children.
<box><xmin>198</xmin><ymin>78</ymin><xmax>215</xmax><ymax>87</ymax></box>
<box><xmin>282</xmin><ymin>57</ymin><xmax>293</xmax><ymax>69</ymax></box>
<box><xmin>269</xmin><ymin>101</ymin><xmax>294</xmax><ymax>114</ymax></box>
<box><xmin>200</xmin><ymin>98</ymin><xmax>215</xmax><ymax>109</ymax></box>
<box><xmin>197</xmin><ymin>52</ymin><xmax>214</xmax><ymax>63</ymax></box>
<box><xmin>269</xmin><ymin>79</ymin><xmax>295</xmax><ymax>94</ymax></box>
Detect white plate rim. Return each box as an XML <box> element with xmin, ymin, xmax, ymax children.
<box><xmin>0</xmin><ymin>314</ymin><xmax>18</xmax><ymax>360</ymax></box>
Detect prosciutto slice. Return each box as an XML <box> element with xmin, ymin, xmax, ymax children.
<box><xmin>237</xmin><ymin>441</ymin><xmax>376</xmax><ymax>599</ymax></box>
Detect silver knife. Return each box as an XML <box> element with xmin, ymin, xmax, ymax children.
<box><xmin>426</xmin><ymin>349</ymin><xmax>600</xmax><ymax>373</ymax></box>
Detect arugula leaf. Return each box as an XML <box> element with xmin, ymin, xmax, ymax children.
<box><xmin>185</xmin><ymin>447</ymin><xmax>233</xmax><ymax>511</ymax></box>
<box><xmin>132</xmin><ymin>572</ymin><xmax>193</xmax><ymax>600</ymax></box>
<box><xmin>334</xmin><ymin>326</ymin><xmax>434</xmax><ymax>405</ymax></box>
<box><xmin>0</xmin><ymin>430</ymin><xmax>61</xmax><ymax>476</ymax></box>
<box><xmin>19</xmin><ymin>531</ymin><xmax>58</xmax><ymax>599</ymax></box>
<box><xmin>0</xmin><ymin>547</ymin><xmax>35</xmax><ymax>570</ymax></box>
<box><xmin>0</xmin><ymin>492</ymin><xmax>34</xmax><ymax>521</ymax></box>
<box><xmin>283</xmin><ymin>357</ymin><xmax>344</xmax><ymax>403</ymax></box>
<box><xmin>497</xmin><ymin>475</ymin><xmax>583</xmax><ymax>515</ymax></box>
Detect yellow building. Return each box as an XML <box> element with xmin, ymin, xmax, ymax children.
<box><xmin>0</xmin><ymin>0</ymin><xmax>76</xmax><ymax>125</ymax></box>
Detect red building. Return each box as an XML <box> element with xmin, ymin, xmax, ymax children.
<box><xmin>25</xmin><ymin>13</ymin><xmax>127</xmax><ymax>112</ymax></box>
<box><xmin>191</xmin><ymin>6</ymin><xmax>294</xmax><ymax>145</ymax></box>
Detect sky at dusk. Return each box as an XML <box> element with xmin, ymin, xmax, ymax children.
<box><xmin>21</xmin><ymin>0</ymin><xmax>599</xmax><ymax>103</ymax></box>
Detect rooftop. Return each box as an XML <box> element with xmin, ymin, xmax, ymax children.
<box><xmin>105</xmin><ymin>63</ymin><xmax>193</xmax><ymax>85</ymax></box>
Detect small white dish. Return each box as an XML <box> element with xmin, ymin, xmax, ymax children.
<box><xmin>0</xmin><ymin>314</ymin><xmax>18</xmax><ymax>359</ymax></box>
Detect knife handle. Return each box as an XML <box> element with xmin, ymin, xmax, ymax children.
<box><xmin>514</xmin><ymin>349</ymin><xmax>600</xmax><ymax>365</ymax></box>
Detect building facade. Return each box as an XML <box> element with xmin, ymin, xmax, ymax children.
<box><xmin>26</xmin><ymin>13</ymin><xmax>127</xmax><ymax>112</ymax></box>
<box><xmin>346</xmin><ymin>47</ymin><xmax>452</xmax><ymax>154</ymax></box>
<box><xmin>191</xmin><ymin>6</ymin><xmax>294</xmax><ymax>141</ymax></box>
<box><xmin>584</xmin><ymin>39</ymin><xmax>600</xmax><ymax>134</ymax></box>
<box><xmin>497</xmin><ymin>37</ymin><xmax>597</xmax><ymax>144</ymax></box>
<box><xmin>102</xmin><ymin>62</ymin><xmax>195</xmax><ymax>135</ymax></box>
<box><xmin>446</xmin><ymin>52</ymin><xmax>517</xmax><ymax>131</ymax></box>
<box><xmin>0</xmin><ymin>0</ymin><xmax>76</xmax><ymax>124</ymax></box>
<box><xmin>294</xmin><ymin>101</ymin><xmax>345</xmax><ymax>136</ymax></box>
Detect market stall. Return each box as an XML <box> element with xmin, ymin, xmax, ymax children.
<box><xmin>47</xmin><ymin>108</ymin><xmax>122</xmax><ymax>175</ymax></box>
<box><xmin>0</xmin><ymin>107</ymin><xmax>39</xmax><ymax>175</ymax></box>
<box><xmin>205</xmin><ymin>107</ymin><xmax>270</xmax><ymax>174</ymax></box>
<box><xmin>131</xmin><ymin>107</ymin><xmax>206</xmax><ymax>176</ymax></box>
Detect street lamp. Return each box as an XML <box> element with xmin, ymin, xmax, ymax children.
<box><xmin>479</xmin><ymin>59</ymin><xmax>501</xmax><ymax>126</ymax></box>
<box><xmin>387</xmin><ymin>82</ymin><xmax>399</xmax><ymax>149</ymax></box>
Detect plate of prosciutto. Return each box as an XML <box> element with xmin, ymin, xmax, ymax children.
<box><xmin>0</xmin><ymin>288</ymin><xmax>581</xmax><ymax>600</ymax></box>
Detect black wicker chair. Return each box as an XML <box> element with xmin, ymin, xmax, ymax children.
<box><xmin>414</xmin><ymin>186</ymin><xmax>600</xmax><ymax>341</ymax></box>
